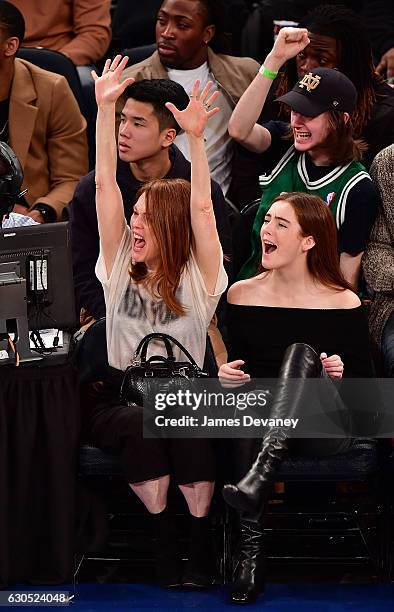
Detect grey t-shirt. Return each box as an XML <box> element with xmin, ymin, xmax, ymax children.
<box><xmin>96</xmin><ymin>226</ymin><xmax>228</xmax><ymax>371</ymax></box>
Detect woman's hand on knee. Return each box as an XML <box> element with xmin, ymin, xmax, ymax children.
<box><xmin>219</xmin><ymin>360</ymin><xmax>251</xmax><ymax>388</ymax></box>
<box><xmin>320</xmin><ymin>353</ymin><xmax>344</xmax><ymax>379</ymax></box>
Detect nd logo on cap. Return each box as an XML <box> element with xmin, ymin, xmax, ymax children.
<box><xmin>298</xmin><ymin>72</ymin><xmax>321</xmax><ymax>92</ymax></box>
<box><xmin>276</xmin><ymin>67</ymin><xmax>357</xmax><ymax>117</ymax></box>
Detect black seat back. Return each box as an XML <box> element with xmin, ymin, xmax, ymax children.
<box><xmin>120</xmin><ymin>43</ymin><xmax>157</xmax><ymax>66</ymax></box>
<box><xmin>232</xmin><ymin>198</ymin><xmax>260</xmax><ymax>278</ymax></box>
<box><xmin>112</xmin><ymin>0</ymin><xmax>161</xmax><ymax>50</ymax></box>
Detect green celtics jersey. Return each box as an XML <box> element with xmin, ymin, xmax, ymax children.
<box><xmin>239</xmin><ymin>146</ymin><xmax>370</xmax><ymax>280</ymax></box>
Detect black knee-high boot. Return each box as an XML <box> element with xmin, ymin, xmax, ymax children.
<box><xmin>152</xmin><ymin>507</ymin><xmax>182</xmax><ymax>588</ymax></box>
<box><xmin>223</xmin><ymin>343</ymin><xmax>321</xmax><ymax>516</ymax></box>
<box><xmin>182</xmin><ymin>515</ymin><xmax>215</xmax><ymax>588</ymax></box>
<box><xmin>230</xmin><ymin>513</ymin><xmax>266</xmax><ymax>604</ymax></box>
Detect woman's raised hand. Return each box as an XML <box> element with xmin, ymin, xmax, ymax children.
<box><xmin>320</xmin><ymin>353</ymin><xmax>344</xmax><ymax>380</ymax></box>
<box><xmin>268</xmin><ymin>27</ymin><xmax>310</xmax><ymax>67</ymax></box>
<box><xmin>165</xmin><ymin>79</ymin><xmax>220</xmax><ymax>138</ymax></box>
<box><xmin>91</xmin><ymin>55</ymin><xmax>135</xmax><ymax>107</ymax></box>
<box><xmin>219</xmin><ymin>360</ymin><xmax>251</xmax><ymax>388</ymax></box>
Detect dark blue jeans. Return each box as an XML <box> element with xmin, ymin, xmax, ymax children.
<box><xmin>381</xmin><ymin>311</ymin><xmax>394</xmax><ymax>377</ymax></box>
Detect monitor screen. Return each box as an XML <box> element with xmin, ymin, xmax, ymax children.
<box><xmin>0</xmin><ymin>221</ymin><xmax>76</xmax><ymax>331</ymax></box>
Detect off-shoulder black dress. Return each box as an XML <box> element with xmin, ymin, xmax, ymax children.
<box><xmin>226</xmin><ymin>304</ymin><xmax>374</xmax><ymax>479</ymax></box>
<box><xmin>227</xmin><ymin>304</ymin><xmax>373</xmax><ymax>379</ymax></box>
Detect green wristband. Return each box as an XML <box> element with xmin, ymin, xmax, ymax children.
<box><xmin>259</xmin><ymin>65</ymin><xmax>278</xmax><ymax>80</ymax></box>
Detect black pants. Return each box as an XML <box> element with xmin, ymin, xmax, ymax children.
<box><xmin>81</xmin><ymin>376</ymin><xmax>216</xmax><ymax>485</ymax></box>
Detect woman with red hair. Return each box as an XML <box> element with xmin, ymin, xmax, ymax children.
<box><xmin>85</xmin><ymin>55</ymin><xmax>228</xmax><ymax>588</ymax></box>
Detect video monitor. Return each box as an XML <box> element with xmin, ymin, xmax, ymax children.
<box><xmin>0</xmin><ymin>221</ymin><xmax>76</xmax><ymax>332</ymax></box>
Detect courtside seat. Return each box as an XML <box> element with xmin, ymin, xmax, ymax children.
<box><xmin>261</xmin><ymin>439</ymin><xmax>385</xmax><ymax>578</ymax></box>
<box><xmin>77</xmin><ymin>444</ymin><xmax>231</xmax><ymax>585</ymax></box>
<box><xmin>75</xmin><ymin>325</ymin><xmax>232</xmax><ymax>583</ymax></box>
<box><xmin>381</xmin><ymin>447</ymin><xmax>394</xmax><ymax>580</ymax></box>
<box><xmin>79</xmin><ymin>444</ymin><xmax>122</xmax><ymax>477</ymax></box>
<box><xmin>278</xmin><ymin>438</ymin><xmax>379</xmax><ymax>480</ymax></box>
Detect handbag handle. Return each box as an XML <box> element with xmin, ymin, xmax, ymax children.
<box><xmin>146</xmin><ymin>355</ymin><xmax>171</xmax><ymax>364</ymax></box>
<box><xmin>136</xmin><ymin>333</ymin><xmax>175</xmax><ymax>363</ymax></box>
<box><xmin>136</xmin><ymin>332</ymin><xmax>200</xmax><ymax>368</ymax></box>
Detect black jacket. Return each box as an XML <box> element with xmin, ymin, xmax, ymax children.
<box><xmin>70</xmin><ymin>144</ymin><xmax>233</xmax><ymax>320</ymax></box>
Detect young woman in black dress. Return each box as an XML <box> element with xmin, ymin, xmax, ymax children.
<box><xmin>219</xmin><ymin>191</ymin><xmax>373</xmax><ymax>604</ymax></box>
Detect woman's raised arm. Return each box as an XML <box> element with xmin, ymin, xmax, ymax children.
<box><xmin>92</xmin><ymin>55</ymin><xmax>134</xmax><ymax>277</ymax></box>
<box><xmin>228</xmin><ymin>27</ymin><xmax>310</xmax><ymax>153</ymax></box>
<box><xmin>166</xmin><ymin>80</ymin><xmax>222</xmax><ymax>294</ymax></box>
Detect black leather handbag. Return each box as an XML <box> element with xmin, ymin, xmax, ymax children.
<box><xmin>119</xmin><ymin>332</ymin><xmax>208</xmax><ymax>405</ymax></box>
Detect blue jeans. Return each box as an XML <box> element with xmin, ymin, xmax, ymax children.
<box><xmin>381</xmin><ymin>311</ymin><xmax>394</xmax><ymax>377</ymax></box>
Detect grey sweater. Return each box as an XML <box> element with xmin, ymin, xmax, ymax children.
<box><xmin>362</xmin><ymin>144</ymin><xmax>394</xmax><ymax>346</ymax></box>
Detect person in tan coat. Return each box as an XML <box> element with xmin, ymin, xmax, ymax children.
<box><xmin>0</xmin><ymin>1</ymin><xmax>88</xmax><ymax>222</ymax></box>
<box><xmin>9</xmin><ymin>0</ymin><xmax>111</xmax><ymax>66</ymax></box>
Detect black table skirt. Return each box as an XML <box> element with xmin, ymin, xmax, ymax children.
<box><xmin>0</xmin><ymin>363</ymin><xmax>80</xmax><ymax>587</ymax></box>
